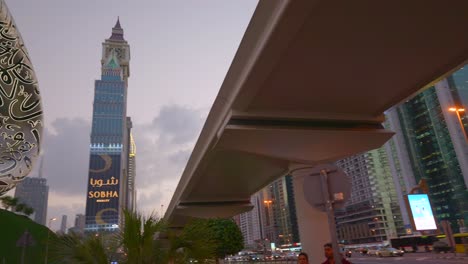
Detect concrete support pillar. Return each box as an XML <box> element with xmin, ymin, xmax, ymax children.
<box><xmin>291</xmin><ymin>166</ymin><xmax>331</xmax><ymax>262</ymax></box>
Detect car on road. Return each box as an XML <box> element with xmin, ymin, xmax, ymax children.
<box><xmin>432</xmin><ymin>241</ymin><xmax>453</xmax><ymax>253</ymax></box>
<box><xmin>341</xmin><ymin>248</ymin><xmax>352</xmax><ymax>258</ymax></box>
<box><xmin>367</xmin><ymin>247</ymin><xmax>381</xmax><ymax>256</ymax></box>
<box><xmin>272</xmin><ymin>253</ymin><xmax>284</xmax><ymax>260</ymax></box>
<box><xmin>249</xmin><ymin>254</ymin><xmax>265</xmax><ymax>261</ymax></box>
<box><xmin>376</xmin><ymin>247</ymin><xmax>405</xmax><ymax>257</ymax></box>
<box><xmin>285</xmin><ymin>252</ymin><xmax>298</xmax><ymax>260</ymax></box>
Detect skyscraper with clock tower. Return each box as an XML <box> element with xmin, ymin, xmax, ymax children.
<box><xmin>85</xmin><ymin>19</ymin><xmax>136</xmax><ymax>232</ymax></box>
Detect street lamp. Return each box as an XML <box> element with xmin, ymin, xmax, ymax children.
<box><xmin>448</xmin><ymin>107</ymin><xmax>468</xmax><ymax>143</ymax></box>
<box><xmin>44</xmin><ymin>217</ymin><xmax>57</xmax><ymax>264</ymax></box>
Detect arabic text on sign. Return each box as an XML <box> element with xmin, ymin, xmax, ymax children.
<box><xmin>90</xmin><ymin>177</ymin><xmax>119</xmax><ymax>188</ymax></box>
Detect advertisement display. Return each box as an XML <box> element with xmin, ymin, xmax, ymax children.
<box><xmin>85</xmin><ymin>154</ymin><xmax>121</xmax><ymax>226</ymax></box>
<box><xmin>407</xmin><ymin>194</ymin><xmax>437</xmax><ymax>230</ymax></box>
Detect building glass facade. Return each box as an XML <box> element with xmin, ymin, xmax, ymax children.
<box><xmin>237</xmin><ymin>193</ymin><xmax>262</xmax><ymax>250</ymax></box>
<box><xmin>14</xmin><ymin>177</ymin><xmax>49</xmax><ymax>225</ymax></box>
<box><xmin>253</xmin><ymin>176</ymin><xmax>300</xmax><ymax>247</ymax></box>
<box><xmin>270</xmin><ymin>175</ymin><xmax>300</xmax><ymax>245</ymax></box>
<box><xmin>335</xmin><ymin>150</ymin><xmax>404</xmax><ymax>245</ymax></box>
<box><xmin>122</xmin><ymin>117</ymin><xmax>137</xmax><ymax>213</ymax></box>
<box><xmin>392</xmin><ymin>75</ymin><xmax>468</xmax><ymax>231</ymax></box>
<box><xmin>449</xmin><ymin>66</ymin><xmax>468</xmax><ymax>109</ymax></box>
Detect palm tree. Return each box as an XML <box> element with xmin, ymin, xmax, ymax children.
<box><xmin>49</xmin><ymin>210</ymin><xmax>166</xmax><ymax>264</ymax></box>
<box><xmin>48</xmin><ymin>210</ymin><xmax>218</xmax><ymax>264</ymax></box>
<box><xmin>49</xmin><ymin>233</ymin><xmax>110</xmax><ymax>264</ymax></box>
<box><xmin>118</xmin><ymin>211</ymin><xmax>218</xmax><ymax>263</ymax></box>
<box><xmin>117</xmin><ymin>209</ymin><xmax>167</xmax><ymax>264</ymax></box>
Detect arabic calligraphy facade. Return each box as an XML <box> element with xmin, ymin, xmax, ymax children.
<box><xmin>84</xmin><ymin>19</ymin><xmax>133</xmax><ymax>231</ymax></box>
<box><xmin>0</xmin><ymin>1</ymin><xmax>43</xmax><ymax>196</ymax></box>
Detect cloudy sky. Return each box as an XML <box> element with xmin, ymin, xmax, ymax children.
<box><xmin>6</xmin><ymin>0</ymin><xmax>258</xmax><ymax>230</ymax></box>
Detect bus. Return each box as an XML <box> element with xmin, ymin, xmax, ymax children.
<box><xmin>277</xmin><ymin>243</ymin><xmax>302</xmax><ymax>253</ymax></box>
<box><xmin>391</xmin><ymin>233</ymin><xmax>468</xmax><ymax>253</ymax></box>
<box><xmin>436</xmin><ymin>233</ymin><xmax>468</xmax><ymax>254</ymax></box>
<box><xmin>390</xmin><ymin>235</ymin><xmax>437</xmax><ymax>252</ymax></box>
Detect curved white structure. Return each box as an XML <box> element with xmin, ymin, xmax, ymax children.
<box><xmin>0</xmin><ymin>1</ymin><xmax>43</xmax><ymax>195</ymax></box>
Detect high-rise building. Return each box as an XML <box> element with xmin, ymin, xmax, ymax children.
<box><xmin>251</xmin><ymin>176</ymin><xmax>300</xmax><ymax>247</ymax></box>
<box><xmin>258</xmin><ymin>187</ymin><xmax>277</xmax><ymax>244</ymax></box>
<box><xmin>85</xmin><ymin>19</ymin><xmax>133</xmax><ymax>232</ymax></box>
<box><xmin>69</xmin><ymin>213</ymin><xmax>86</xmax><ymax>234</ymax></box>
<box><xmin>60</xmin><ymin>214</ymin><xmax>67</xmax><ymax>234</ymax></box>
<box><xmin>237</xmin><ymin>194</ymin><xmax>262</xmax><ymax>249</ymax></box>
<box><xmin>334</xmin><ymin>149</ymin><xmax>405</xmax><ymax>245</ymax></box>
<box><xmin>236</xmin><ymin>177</ymin><xmax>300</xmax><ymax>250</ymax></box>
<box><xmin>385</xmin><ymin>66</ymin><xmax>468</xmax><ymax>232</ymax></box>
<box><xmin>75</xmin><ymin>213</ymin><xmax>86</xmax><ymax>229</ymax></box>
<box><xmin>14</xmin><ymin>177</ymin><xmax>49</xmax><ymax>226</ymax></box>
<box><xmin>269</xmin><ymin>175</ymin><xmax>300</xmax><ymax>245</ymax></box>
<box><xmin>122</xmin><ymin>117</ymin><xmax>137</xmax><ymax>212</ymax></box>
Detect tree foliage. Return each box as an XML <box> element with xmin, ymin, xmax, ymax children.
<box><xmin>0</xmin><ymin>195</ymin><xmax>34</xmax><ymax>216</ymax></box>
<box><xmin>1</xmin><ymin>195</ymin><xmax>19</xmax><ymax>210</ymax></box>
<box><xmin>196</xmin><ymin>218</ymin><xmax>244</xmax><ymax>260</ymax></box>
<box><xmin>49</xmin><ymin>210</ymin><xmax>165</xmax><ymax>264</ymax></box>
<box><xmin>117</xmin><ymin>209</ymin><xmax>167</xmax><ymax>264</ymax></box>
<box><xmin>49</xmin><ymin>233</ymin><xmax>110</xmax><ymax>264</ymax></box>
<box><xmin>23</xmin><ymin>206</ymin><xmax>35</xmax><ymax>216</ymax></box>
<box><xmin>211</xmin><ymin>218</ymin><xmax>244</xmax><ymax>259</ymax></box>
<box><xmin>47</xmin><ymin>211</ymin><xmax>242</xmax><ymax>264</ymax></box>
<box><xmin>171</xmin><ymin>218</ymin><xmax>216</xmax><ymax>263</ymax></box>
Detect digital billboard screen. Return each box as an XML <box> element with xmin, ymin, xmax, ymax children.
<box><xmin>407</xmin><ymin>194</ymin><xmax>437</xmax><ymax>230</ymax></box>
<box><xmin>85</xmin><ymin>154</ymin><xmax>121</xmax><ymax>226</ymax></box>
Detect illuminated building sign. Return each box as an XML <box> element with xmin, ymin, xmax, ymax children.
<box><xmin>85</xmin><ymin>154</ymin><xmax>121</xmax><ymax>226</ymax></box>
<box><xmin>89</xmin><ymin>177</ymin><xmax>119</xmax><ymax>188</ymax></box>
<box><xmin>407</xmin><ymin>194</ymin><xmax>437</xmax><ymax>230</ymax></box>
<box><xmin>88</xmin><ymin>190</ymin><xmax>119</xmax><ymax>199</ymax></box>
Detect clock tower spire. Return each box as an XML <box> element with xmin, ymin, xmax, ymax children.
<box><xmin>102</xmin><ymin>18</ymin><xmax>130</xmax><ymax>83</ymax></box>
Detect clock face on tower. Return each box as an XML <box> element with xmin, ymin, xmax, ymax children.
<box><xmin>114</xmin><ymin>48</ymin><xmax>125</xmax><ymax>60</ymax></box>
<box><xmin>107</xmin><ymin>47</ymin><xmax>126</xmax><ymax>61</ymax></box>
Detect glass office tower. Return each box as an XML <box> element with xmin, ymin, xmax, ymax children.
<box><xmin>386</xmin><ymin>65</ymin><xmax>468</xmax><ymax>232</ymax></box>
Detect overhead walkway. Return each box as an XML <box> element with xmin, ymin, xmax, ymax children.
<box><xmin>164</xmin><ymin>0</ymin><xmax>468</xmax><ymax>259</ymax></box>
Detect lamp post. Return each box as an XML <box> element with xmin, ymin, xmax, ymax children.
<box><xmin>44</xmin><ymin>217</ymin><xmax>56</xmax><ymax>264</ymax></box>
<box><xmin>449</xmin><ymin>107</ymin><xmax>468</xmax><ymax>143</ymax></box>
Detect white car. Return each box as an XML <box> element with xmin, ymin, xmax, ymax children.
<box><xmin>376</xmin><ymin>247</ymin><xmax>405</xmax><ymax>257</ymax></box>
<box><xmin>367</xmin><ymin>248</ymin><xmax>381</xmax><ymax>256</ymax></box>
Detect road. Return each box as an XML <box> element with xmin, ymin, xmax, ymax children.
<box><xmin>349</xmin><ymin>253</ymin><xmax>468</xmax><ymax>264</ymax></box>
<box><xmin>224</xmin><ymin>253</ymin><xmax>468</xmax><ymax>264</ymax></box>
